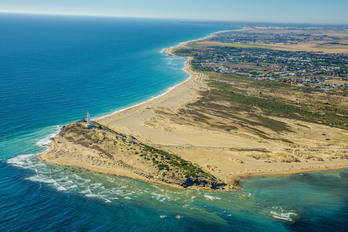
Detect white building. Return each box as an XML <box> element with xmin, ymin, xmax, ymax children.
<box><xmin>87</xmin><ymin>110</ymin><xmax>91</xmax><ymax>125</ymax></box>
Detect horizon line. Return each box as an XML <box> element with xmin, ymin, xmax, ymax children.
<box><xmin>0</xmin><ymin>10</ymin><xmax>347</xmax><ymax>26</ymax></box>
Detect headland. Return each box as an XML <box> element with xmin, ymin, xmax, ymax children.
<box><xmin>41</xmin><ymin>26</ymin><xmax>348</xmax><ymax>190</ymax></box>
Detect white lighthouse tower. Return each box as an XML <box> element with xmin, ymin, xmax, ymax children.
<box><xmin>87</xmin><ymin>110</ymin><xmax>91</xmax><ymax>125</ymax></box>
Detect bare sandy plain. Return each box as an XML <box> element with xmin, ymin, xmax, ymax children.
<box><xmin>200</xmin><ymin>29</ymin><xmax>348</xmax><ymax>54</ymax></box>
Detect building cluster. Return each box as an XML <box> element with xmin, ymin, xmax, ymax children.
<box><xmin>190</xmin><ymin>35</ymin><xmax>348</xmax><ymax>91</ymax></box>
<box><xmin>209</xmin><ymin>31</ymin><xmax>336</xmax><ymax>45</ymax></box>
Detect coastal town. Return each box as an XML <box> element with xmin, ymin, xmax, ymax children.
<box><xmin>176</xmin><ymin>30</ymin><xmax>348</xmax><ymax>94</ymax></box>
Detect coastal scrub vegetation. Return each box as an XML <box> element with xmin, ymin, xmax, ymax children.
<box><xmin>140</xmin><ymin>144</ymin><xmax>214</xmax><ymax>179</ymax></box>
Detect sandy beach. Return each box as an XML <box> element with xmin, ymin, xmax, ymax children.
<box><xmin>41</xmin><ymin>31</ymin><xmax>348</xmax><ymax>188</ymax></box>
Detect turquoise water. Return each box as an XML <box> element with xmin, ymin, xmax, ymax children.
<box><xmin>1</xmin><ymin>14</ymin><xmax>347</xmax><ymax>231</ymax></box>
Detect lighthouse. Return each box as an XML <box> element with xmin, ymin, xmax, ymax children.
<box><xmin>87</xmin><ymin>110</ymin><xmax>91</xmax><ymax>125</ymax></box>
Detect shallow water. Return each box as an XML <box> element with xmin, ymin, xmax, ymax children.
<box><xmin>4</xmin><ymin>154</ymin><xmax>348</xmax><ymax>231</ymax></box>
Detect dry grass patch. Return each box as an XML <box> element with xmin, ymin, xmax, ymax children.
<box><xmin>275</xmin><ymin>153</ymin><xmax>300</xmax><ymax>163</ymax></box>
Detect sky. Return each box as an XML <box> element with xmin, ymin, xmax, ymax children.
<box><xmin>0</xmin><ymin>0</ymin><xmax>347</xmax><ymax>24</ymax></box>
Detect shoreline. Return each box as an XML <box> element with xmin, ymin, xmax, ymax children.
<box><xmin>40</xmin><ymin>28</ymin><xmax>348</xmax><ymax>189</ymax></box>
<box><xmin>238</xmin><ymin>164</ymin><xmax>348</xmax><ymax>179</ymax></box>
<box><xmin>93</xmin><ymin>57</ymin><xmax>193</xmax><ymax>121</ymax></box>
<box><xmin>94</xmin><ymin>27</ymin><xmax>245</xmax><ymax>122</ymax></box>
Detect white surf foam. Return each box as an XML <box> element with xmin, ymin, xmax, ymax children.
<box><xmin>269</xmin><ymin>207</ymin><xmax>297</xmax><ymax>222</ymax></box>
<box><xmin>270</xmin><ymin>211</ymin><xmax>296</xmax><ymax>222</ymax></box>
<box><xmin>36</xmin><ymin>125</ymin><xmax>62</xmax><ymax>147</ymax></box>
<box><xmin>204</xmin><ymin>194</ymin><xmax>221</xmax><ymax>200</ymax></box>
<box><xmin>7</xmin><ymin>154</ymin><xmax>36</xmax><ymax>167</ymax></box>
<box><xmin>55</xmin><ymin>184</ymin><xmax>67</xmax><ymax>191</ymax></box>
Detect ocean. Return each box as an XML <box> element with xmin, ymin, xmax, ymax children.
<box><xmin>0</xmin><ymin>14</ymin><xmax>347</xmax><ymax>232</ymax></box>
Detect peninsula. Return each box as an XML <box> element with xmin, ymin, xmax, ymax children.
<box><xmin>41</xmin><ymin>26</ymin><xmax>348</xmax><ymax>189</ymax></box>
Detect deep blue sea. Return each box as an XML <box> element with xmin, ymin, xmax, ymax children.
<box><xmin>0</xmin><ymin>14</ymin><xmax>347</xmax><ymax>232</ymax></box>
